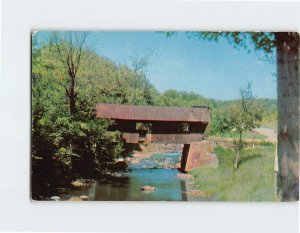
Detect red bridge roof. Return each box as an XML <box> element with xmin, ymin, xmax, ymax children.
<box><xmin>96</xmin><ymin>103</ymin><xmax>211</xmax><ymax>123</ymax></box>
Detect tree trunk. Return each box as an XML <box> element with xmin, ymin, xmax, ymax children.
<box><xmin>275</xmin><ymin>32</ymin><xmax>299</xmax><ymax>201</ymax></box>
<box><xmin>234</xmin><ymin>131</ymin><xmax>243</xmax><ymax>170</ymax></box>
<box><xmin>69</xmin><ymin>74</ymin><xmax>76</xmax><ymax>114</ymax></box>
<box><xmin>234</xmin><ymin>150</ymin><xmax>240</xmax><ymax>170</ymax></box>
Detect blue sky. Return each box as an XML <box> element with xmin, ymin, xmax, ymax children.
<box><xmin>35</xmin><ymin>31</ymin><xmax>277</xmax><ymax>100</ymax></box>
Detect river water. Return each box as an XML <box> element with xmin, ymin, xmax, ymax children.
<box><xmin>56</xmin><ymin>152</ymin><xmax>202</xmax><ymax>201</ymax></box>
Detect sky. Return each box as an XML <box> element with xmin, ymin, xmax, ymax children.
<box><xmin>35</xmin><ymin>31</ymin><xmax>277</xmax><ymax>100</ymax></box>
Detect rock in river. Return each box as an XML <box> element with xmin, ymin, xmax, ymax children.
<box><xmin>141</xmin><ymin>185</ymin><xmax>157</xmax><ymax>191</ymax></box>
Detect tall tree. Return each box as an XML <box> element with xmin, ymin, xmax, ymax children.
<box><xmin>51</xmin><ymin>32</ymin><xmax>88</xmax><ymax>114</ymax></box>
<box><xmin>166</xmin><ymin>31</ymin><xmax>299</xmax><ymax>201</ymax></box>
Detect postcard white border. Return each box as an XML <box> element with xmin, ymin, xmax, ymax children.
<box><xmin>1</xmin><ymin>0</ymin><xmax>299</xmax><ymax>232</ymax></box>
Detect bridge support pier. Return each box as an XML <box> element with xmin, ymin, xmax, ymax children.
<box><xmin>180</xmin><ymin>140</ymin><xmax>218</xmax><ymax>172</ymax></box>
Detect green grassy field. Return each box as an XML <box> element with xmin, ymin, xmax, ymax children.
<box><xmin>214</xmin><ymin>131</ymin><xmax>267</xmax><ymax>140</ymax></box>
<box><xmin>190</xmin><ymin>145</ymin><xmax>279</xmax><ymax>201</ymax></box>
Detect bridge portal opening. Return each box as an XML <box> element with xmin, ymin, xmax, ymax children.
<box><xmin>136</xmin><ymin>123</ymin><xmax>152</xmax><ymax>142</ymax></box>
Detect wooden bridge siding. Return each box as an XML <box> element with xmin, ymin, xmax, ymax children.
<box><xmin>121</xmin><ymin>132</ymin><xmax>203</xmax><ymax>144</ymax></box>
<box><xmin>151</xmin><ymin>133</ymin><xmax>203</xmax><ymax>144</ymax></box>
<box><xmin>121</xmin><ymin>132</ymin><xmax>140</xmax><ymax>143</ymax></box>
<box><xmin>151</xmin><ymin>122</ymin><xmax>207</xmax><ymax>134</ymax></box>
<box><xmin>152</xmin><ymin>122</ymin><xmax>184</xmax><ymax>133</ymax></box>
<box><xmin>189</xmin><ymin>122</ymin><xmax>208</xmax><ymax>133</ymax></box>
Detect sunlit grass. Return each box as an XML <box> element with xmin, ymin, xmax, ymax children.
<box><xmin>215</xmin><ymin>131</ymin><xmax>267</xmax><ymax>140</ymax></box>
<box><xmin>190</xmin><ymin>145</ymin><xmax>279</xmax><ymax>201</ymax></box>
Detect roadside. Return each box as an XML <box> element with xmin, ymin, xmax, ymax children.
<box><xmin>253</xmin><ymin>127</ymin><xmax>277</xmax><ymax>142</ymax></box>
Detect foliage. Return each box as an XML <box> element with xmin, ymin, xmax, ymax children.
<box><xmin>32</xmin><ymin>36</ymin><xmax>127</xmax><ymax>184</ymax></box>
<box><xmin>227</xmin><ymin>83</ymin><xmax>263</xmax><ymax>133</ymax></box>
<box><xmin>165</xmin><ymin>31</ymin><xmax>276</xmax><ymax>53</ymax></box>
<box><xmin>212</xmin><ymin>83</ymin><xmax>264</xmax><ymax>169</ymax></box>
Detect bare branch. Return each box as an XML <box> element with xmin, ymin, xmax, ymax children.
<box><xmin>74</xmin><ymin>32</ymin><xmax>87</xmax><ymax>75</ymax></box>
<box><xmin>53</xmin><ymin>33</ymin><xmax>69</xmax><ymax>71</ymax></box>
<box><xmin>64</xmin><ymin>86</ymin><xmax>70</xmax><ymax>98</ymax></box>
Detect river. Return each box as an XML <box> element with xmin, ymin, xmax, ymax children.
<box><xmin>46</xmin><ymin>152</ymin><xmax>203</xmax><ymax>201</ymax></box>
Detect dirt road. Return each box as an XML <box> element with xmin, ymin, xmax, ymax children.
<box><xmin>253</xmin><ymin>127</ymin><xmax>277</xmax><ymax>142</ymax></box>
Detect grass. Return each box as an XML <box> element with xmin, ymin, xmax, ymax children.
<box><xmin>215</xmin><ymin>131</ymin><xmax>267</xmax><ymax>140</ymax></box>
<box><xmin>190</xmin><ymin>145</ymin><xmax>279</xmax><ymax>201</ymax></box>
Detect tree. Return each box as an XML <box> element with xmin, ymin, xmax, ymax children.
<box><xmin>221</xmin><ymin>83</ymin><xmax>263</xmax><ymax>169</ymax></box>
<box><xmin>31</xmin><ymin>37</ymin><xmax>127</xmax><ymax>193</ymax></box>
<box><xmin>166</xmin><ymin>31</ymin><xmax>299</xmax><ymax>201</ymax></box>
<box><xmin>275</xmin><ymin>33</ymin><xmax>299</xmax><ymax>201</ymax></box>
<box><xmin>51</xmin><ymin>32</ymin><xmax>88</xmax><ymax>114</ymax></box>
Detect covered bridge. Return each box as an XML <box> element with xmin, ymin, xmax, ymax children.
<box><xmin>95</xmin><ymin>103</ymin><xmax>211</xmax><ymax>144</ymax></box>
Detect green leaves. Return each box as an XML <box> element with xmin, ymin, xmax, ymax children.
<box><xmin>164</xmin><ymin>32</ymin><xmax>276</xmax><ymax>54</ymax></box>
<box><xmin>214</xmin><ymin>83</ymin><xmax>264</xmax><ymax>136</ymax></box>
<box><xmin>31</xmin><ymin>38</ymin><xmax>127</xmax><ymax>177</ymax></box>
<box><xmin>211</xmin><ymin>83</ymin><xmax>264</xmax><ymax>169</ymax></box>
<box><xmin>54</xmin><ymin>147</ymin><xmax>80</xmax><ymax>167</ymax></box>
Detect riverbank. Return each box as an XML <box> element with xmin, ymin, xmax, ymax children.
<box><xmin>190</xmin><ymin>145</ymin><xmax>278</xmax><ymax>201</ymax></box>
